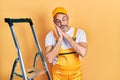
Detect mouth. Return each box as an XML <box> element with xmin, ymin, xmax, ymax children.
<box><xmin>59</xmin><ymin>25</ymin><xmax>68</xmax><ymax>28</ymax></box>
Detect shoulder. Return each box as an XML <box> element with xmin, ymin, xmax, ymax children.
<box><xmin>76</xmin><ymin>28</ymin><xmax>85</xmax><ymax>32</ymax></box>
<box><xmin>72</xmin><ymin>27</ymin><xmax>86</xmax><ymax>35</ymax></box>
<box><xmin>45</xmin><ymin>31</ymin><xmax>55</xmax><ymax>41</ymax></box>
<box><xmin>76</xmin><ymin>28</ymin><xmax>86</xmax><ymax>35</ymax></box>
<box><xmin>46</xmin><ymin>31</ymin><xmax>54</xmax><ymax>37</ymax></box>
<box><xmin>71</xmin><ymin>27</ymin><xmax>85</xmax><ymax>32</ymax></box>
<box><xmin>45</xmin><ymin>31</ymin><xmax>56</xmax><ymax>47</ymax></box>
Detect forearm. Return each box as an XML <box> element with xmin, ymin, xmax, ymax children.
<box><xmin>46</xmin><ymin>39</ymin><xmax>62</xmax><ymax>63</ymax></box>
<box><xmin>64</xmin><ymin>34</ymin><xmax>87</xmax><ymax>57</ymax></box>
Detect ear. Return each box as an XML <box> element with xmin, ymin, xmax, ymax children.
<box><xmin>66</xmin><ymin>15</ymin><xmax>69</xmax><ymax>20</ymax></box>
<box><xmin>53</xmin><ymin>19</ymin><xmax>55</xmax><ymax>23</ymax></box>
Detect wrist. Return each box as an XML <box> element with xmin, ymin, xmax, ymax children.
<box><xmin>57</xmin><ymin>38</ymin><xmax>62</xmax><ymax>45</ymax></box>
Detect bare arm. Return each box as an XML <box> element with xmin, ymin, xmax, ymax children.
<box><xmin>56</xmin><ymin>27</ymin><xmax>88</xmax><ymax>57</ymax></box>
<box><xmin>64</xmin><ymin>34</ymin><xmax>87</xmax><ymax>57</ymax></box>
<box><xmin>45</xmin><ymin>38</ymin><xmax>62</xmax><ymax>63</ymax></box>
<box><xmin>45</xmin><ymin>23</ymin><xmax>63</xmax><ymax>63</ymax></box>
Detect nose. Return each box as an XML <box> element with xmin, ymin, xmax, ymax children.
<box><xmin>59</xmin><ymin>20</ymin><xmax>64</xmax><ymax>26</ymax></box>
<box><xmin>59</xmin><ymin>21</ymin><xmax>62</xmax><ymax>25</ymax></box>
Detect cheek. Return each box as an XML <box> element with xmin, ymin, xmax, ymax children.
<box><xmin>55</xmin><ymin>23</ymin><xmax>61</xmax><ymax>27</ymax></box>
<box><xmin>63</xmin><ymin>21</ymin><xmax>68</xmax><ymax>25</ymax></box>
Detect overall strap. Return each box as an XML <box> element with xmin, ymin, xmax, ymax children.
<box><xmin>53</xmin><ymin>28</ymin><xmax>78</xmax><ymax>55</ymax></box>
<box><xmin>72</xmin><ymin>28</ymin><xmax>78</xmax><ymax>41</ymax></box>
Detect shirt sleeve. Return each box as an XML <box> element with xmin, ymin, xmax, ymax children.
<box><xmin>76</xmin><ymin>29</ymin><xmax>87</xmax><ymax>43</ymax></box>
<box><xmin>45</xmin><ymin>31</ymin><xmax>56</xmax><ymax>47</ymax></box>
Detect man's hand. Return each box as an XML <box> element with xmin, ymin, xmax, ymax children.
<box><xmin>55</xmin><ymin>25</ymin><xmax>88</xmax><ymax>57</ymax></box>
<box><xmin>54</xmin><ymin>23</ymin><xmax>63</xmax><ymax>41</ymax></box>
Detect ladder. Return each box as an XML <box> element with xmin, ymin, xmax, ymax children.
<box><xmin>5</xmin><ymin>18</ymin><xmax>51</xmax><ymax>80</ymax></box>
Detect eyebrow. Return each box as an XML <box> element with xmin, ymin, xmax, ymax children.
<box><xmin>62</xmin><ymin>16</ymin><xmax>66</xmax><ymax>19</ymax></box>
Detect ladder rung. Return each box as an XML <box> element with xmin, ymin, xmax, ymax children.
<box><xmin>26</xmin><ymin>68</ymin><xmax>46</xmax><ymax>80</ymax></box>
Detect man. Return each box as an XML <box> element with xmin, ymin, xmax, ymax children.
<box><xmin>45</xmin><ymin>7</ymin><xmax>87</xmax><ymax>80</ymax></box>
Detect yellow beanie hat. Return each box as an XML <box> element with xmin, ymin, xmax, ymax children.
<box><xmin>52</xmin><ymin>7</ymin><xmax>67</xmax><ymax>18</ymax></box>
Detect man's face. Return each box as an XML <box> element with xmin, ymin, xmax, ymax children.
<box><xmin>53</xmin><ymin>13</ymin><xmax>69</xmax><ymax>29</ymax></box>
